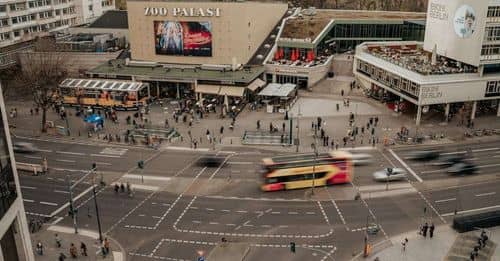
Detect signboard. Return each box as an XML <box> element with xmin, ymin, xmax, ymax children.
<box><xmin>154</xmin><ymin>21</ymin><xmax>212</xmax><ymax>57</ymax></box>
<box><xmin>423</xmin><ymin>0</ymin><xmax>488</xmax><ymax>66</ymax></box>
<box><xmin>145</xmin><ymin>7</ymin><xmax>221</xmax><ymax>17</ymax></box>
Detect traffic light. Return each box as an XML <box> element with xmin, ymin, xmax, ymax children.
<box><xmin>290</xmin><ymin>242</ymin><xmax>296</xmax><ymax>253</ymax></box>
<box><xmin>138</xmin><ymin>160</ymin><xmax>144</xmax><ymax>169</ymax></box>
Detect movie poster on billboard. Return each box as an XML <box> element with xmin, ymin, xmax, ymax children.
<box><xmin>154</xmin><ymin>21</ymin><xmax>212</xmax><ymax>56</ymax></box>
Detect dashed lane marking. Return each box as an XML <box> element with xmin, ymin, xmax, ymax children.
<box><xmin>54</xmin><ymin>190</ymin><xmax>70</xmax><ymax>194</ymax></box>
<box><xmin>317</xmin><ymin>201</ymin><xmax>330</xmax><ymax>225</ymax></box>
<box><xmin>21</xmin><ymin>186</ymin><xmax>36</xmax><ymax>190</ymax></box>
<box><xmin>55</xmin><ymin>151</ymin><xmax>85</xmax><ymax>156</ymax></box>
<box><xmin>435</xmin><ymin>198</ymin><xmax>456</xmax><ymax>203</ymax></box>
<box><xmin>441</xmin><ymin>205</ymin><xmax>500</xmax><ymax>217</ymax></box>
<box><xmin>203</xmin><ymin>195</ymin><xmax>307</xmax><ymax>202</ymax></box>
<box><xmin>475</xmin><ymin>192</ymin><xmax>496</xmax><ymax>197</ymax></box>
<box><xmin>23</xmin><ymin>199</ymin><xmax>34</xmax><ymax>203</ymax></box>
<box><xmin>40</xmin><ymin>201</ymin><xmax>58</xmax><ymax>206</ymax></box>
<box><xmin>56</xmin><ymin>159</ymin><xmax>76</xmax><ymax>163</ymax></box>
<box><xmin>90</xmin><ymin>154</ymin><xmax>120</xmax><ymax>158</ymax></box>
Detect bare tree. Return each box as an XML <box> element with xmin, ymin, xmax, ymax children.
<box><xmin>17</xmin><ymin>37</ymin><xmax>70</xmax><ymax>133</ymax></box>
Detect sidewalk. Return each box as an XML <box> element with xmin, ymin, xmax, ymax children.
<box><xmin>31</xmin><ymin>225</ymin><xmax>124</xmax><ymax>261</ymax></box>
<box><xmin>358</xmin><ymin>225</ymin><xmax>500</xmax><ymax>261</ymax></box>
<box><xmin>6</xmin><ymin>77</ymin><xmax>500</xmax><ymax>154</ymax></box>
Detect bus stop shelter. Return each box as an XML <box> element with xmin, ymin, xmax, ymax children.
<box><xmin>258</xmin><ymin>83</ymin><xmax>297</xmax><ymax>113</ymax></box>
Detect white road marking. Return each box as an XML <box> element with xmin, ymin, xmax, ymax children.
<box><xmin>226</xmin><ymin>161</ymin><xmax>253</xmax><ymax>165</ymax></box>
<box><xmin>306</xmin><ymin>212</ymin><xmax>316</xmax><ymax>215</ymax></box>
<box><xmin>138</xmin><ymin>214</ymin><xmax>145</xmax><ymax>217</ymax></box>
<box><xmin>49</xmin><ymin>185</ymin><xmax>95</xmax><ymax>217</ymax></box>
<box><xmin>288</xmin><ymin>212</ymin><xmax>298</xmax><ymax>215</ymax></box>
<box><xmin>475</xmin><ymin>192</ymin><xmax>496</xmax><ymax>197</ymax></box>
<box><xmin>271</xmin><ymin>211</ymin><xmax>280</xmax><ymax>214</ymax></box>
<box><xmin>209</xmin><ymin>222</ymin><xmax>219</xmax><ymax>225</ymax></box>
<box><xmin>421</xmin><ymin>169</ymin><xmax>445</xmax><ymax>174</ymax></box>
<box><xmin>221</xmin><ymin>209</ymin><xmax>230</xmax><ymax>213</ymax></box>
<box><xmin>95</xmin><ymin>162</ymin><xmax>112</xmax><ymax>166</ymax></box>
<box><xmin>23</xmin><ymin>199</ymin><xmax>34</xmax><ymax>203</ymax></box>
<box><xmin>152</xmin><ymin>216</ymin><xmax>161</xmax><ymax>219</ymax></box>
<box><xmin>56</xmin><ymin>151</ymin><xmax>85</xmax><ymax>156</ymax></box>
<box><xmin>192</xmin><ymin>221</ymin><xmax>201</xmax><ymax>224</ymax></box>
<box><xmin>389</xmin><ymin>149</ymin><xmax>423</xmax><ymax>182</ymax></box>
<box><xmin>442</xmin><ymin>205</ymin><xmax>500</xmax><ymax>217</ymax></box>
<box><xmin>226</xmin><ymin>224</ymin><xmax>236</xmax><ymax>226</ymax></box>
<box><xmin>236</xmin><ymin>210</ymin><xmax>248</xmax><ymax>213</ymax></box>
<box><xmin>90</xmin><ymin>154</ymin><xmax>120</xmax><ymax>158</ymax></box>
<box><xmin>435</xmin><ymin>198</ymin><xmax>456</xmax><ymax>203</ymax></box>
<box><xmin>21</xmin><ymin>186</ymin><xmax>36</xmax><ymax>190</ymax></box>
<box><xmin>40</xmin><ymin>201</ymin><xmax>58</xmax><ymax>206</ymax></box>
<box><xmin>206</xmin><ymin>208</ymin><xmax>214</xmax><ymax>211</ymax></box>
<box><xmin>34</xmin><ymin>149</ymin><xmax>52</xmax><ymax>153</ymax></box>
<box><xmin>56</xmin><ymin>159</ymin><xmax>76</xmax><ymax>163</ymax></box>
<box><xmin>54</xmin><ymin>190</ymin><xmax>69</xmax><ymax>194</ymax></box>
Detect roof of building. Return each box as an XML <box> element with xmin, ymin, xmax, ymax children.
<box><xmin>88</xmin><ymin>59</ymin><xmax>265</xmax><ymax>84</ymax></box>
<box><xmin>60</xmin><ymin>78</ymin><xmax>148</xmax><ymax>91</ymax></box>
<box><xmin>355</xmin><ymin>41</ymin><xmax>488</xmax><ymax>85</ymax></box>
<box><xmin>258</xmin><ymin>83</ymin><xmax>296</xmax><ymax>97</ymax></box>
<box><xmin>281</xmin><ymin>9</ymin><xmax>426</xmax><ymax>41</ymax></box>
<box><xmin>88</xmin><ymin>10</ymin><xmax>128</xmax><ymax>29</ymax></box>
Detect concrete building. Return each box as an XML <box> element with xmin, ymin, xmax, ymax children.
<box><xmin>75</xmin><ymin>0</ymin><xmax>115</xmax><ymax>24</ymax></box>
<box><xmin>0</xmin><ymin>84</ymin><xmax>35</xmax><ymax>261</ymax></box>
<box><xmin>354</xmin><ymin>0</ymin><xmax>500</xmax><ymax>125</ymax></box>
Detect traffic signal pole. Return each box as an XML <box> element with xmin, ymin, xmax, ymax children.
<box><xmin>67</xmin><ymin>175</ymin><xmax>78</xmax><ymax>234</ymax></box>
<box><xmin>91</xmin><ymin>164</ymin><xmax>103</xmax><ymax>243</ymax></box>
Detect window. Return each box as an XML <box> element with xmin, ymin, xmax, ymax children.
<box><xmin>55</xmin><ymin>9</ymin><xmax>60</xmax><ymax>15</ymax></box>
<box><xmin>485</xmin><ymin>81</ymin><xmax>500</xmax><ymax>97</ymax></box>
<box><xmin>487</xmin><ymin>6</ymin><xmax>500</xmax><ymax>17</ymax></box>
<box><xmin>88</xmin><ymin>4</ymin><xmax>93</xmax><ymax>11</ymax></box>
<box><xmin>0</xmin><ymin>32</ymin><xmax>10</xmax><ymax>41</ymax></box>
<box><xmin>482</xmin><ymin>45</ymin><xmax>500</xmax><ymax>56</ymax></box>
<box><xmin>11</xmin><ymin>17</ymin><xmax>18</xmax><ymax>24</ymax></box>
<box><xmin>0</xmin><ymin>19</ymin><xmax>8</xmax><ymax>27</ymax></box>
<box><xmin>0</xmin><ymin>5</ymin><xmax>6</xmax><ymax>13</ymax></box>
<box><xmin>13</xmin><ymin>30</ymin><xmax>20</xmax><ymax>37</ymax></box>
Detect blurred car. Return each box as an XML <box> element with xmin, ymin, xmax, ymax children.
<box><xmin>373</xmin><ymin>168</ymin><xmax>407</xmax><ymax>182</ymax></box>
<box><xmin>197</xmin><ymin>154</ymin><xmax>225</xmax><ymax>167</ymax></box>
<box><xmin>351</xmin><ymin>153</ymin><xmax>373</xmax><ymax>166</ymax></box>
<box><xmin>12</xmin><ymin>142</ymin><xmax>37</xmax><ymax>153</ymax></box>
<box><xmin>408</xmin><ymin>150</ymin><xmax>440</xmax><ymax>161</ymax></box>
<box><xmin>447</xmin><ymin>162</ymin><xmax>478</xmax><ymax>174</ymax></box>
<box><xmin>433</xmin><ymin>155</ymin><xmax>465</xmax><ymax>167</ymax></box>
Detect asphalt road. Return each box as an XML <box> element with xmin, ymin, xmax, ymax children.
<box><xmin>15</xmin><ymin>137</ymin><xmax>500</xmax><ymax>261</ymax></box>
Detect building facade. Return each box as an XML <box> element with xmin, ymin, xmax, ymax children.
<box><xmin>0</xmin><ymin>84</ymin><xmax>35</xmax><ymax>261</ymax></box>
<box><xmin>354</xmin><ymin>0</ymin><xmax>500</xmax><ymax>125</ymax></box>
<box><xmin>0</xmin><ymin>0</ymin><xmax>78</xmax><ymax>49</ymax></box>
<box><xmin>75</xmin><ymin>0</ymin><xmax>115</xmax><ymax>24</ymax></box>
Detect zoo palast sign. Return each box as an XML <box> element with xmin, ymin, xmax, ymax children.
<box><xmin>144</xmin><ymin>7</ymin><xmax>221</xmax><ymax>17</ymax></box>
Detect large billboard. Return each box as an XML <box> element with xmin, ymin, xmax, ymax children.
<box><xmin>423</xmin><ymin>0</ymin><xmax>488</xmax><ymax>66</ymax></box>
<box><xmin>154</xmin><ymin>21</ymin><xmax>212</xmax><ymax>56</ymax></box>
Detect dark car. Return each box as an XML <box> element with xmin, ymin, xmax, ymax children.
<box><xmin>12</xmin><ymin>142</ymin><xmax>37</xmax><ymax>153</ymax></box>
<box><xmin>447</xmin><ymin>162</ymin><xmax>478</xmax><ymax>174</ymax></box>
<box><xmin>408</xmin><ymin>150</ymin><xmax>440</xmax><ymax>161</ymax></box>
<box><xmin>197</xmin><ymin>154</ymin><xmax>224</xmax><ymax>167</ymax></box>
<box><xmin>433</xmin><ymin>155</ymin><xmax>465</xmax><ymax>167</ymax></box>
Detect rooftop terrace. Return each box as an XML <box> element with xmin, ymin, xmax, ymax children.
<box><xmin>363</xmin><ymin>43</ymin><xmax>478</xmax><ymax>76</ymax></box>
<box><xmin>281</xmin><ymin>9</ymin><xmax>426</xmax><ymax>41</ymax></box>
<box><xmin>88</xmin><ymin>59</ymin><xmax>265</xmax><ymax>84</ymax></box>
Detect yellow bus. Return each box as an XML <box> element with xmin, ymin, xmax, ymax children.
<box><xmin>58</xmin><ymin>78</ymin><xmax>150</xmax><ymax>110</ymax></box>
<box><xmin>260</xmin><ymin>151</ymin><xmax>353</xmax><ymax>191</ymax></box>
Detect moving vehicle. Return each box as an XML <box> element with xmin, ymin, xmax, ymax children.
<box><xmin>433</xmin><ymin>155</ymin><xmax>464</xmax><ymax>167</ymax></box>
<box><xmin>351</xmin><ymin>153</ymin><xmax>373</xmax><ymax>166</ymax></box>
<box><xmin>447</xmin><ymin>162</ymin><xmax>478</xmax><ymax>174</ymax></box>
<box><xmin>260</xmin><ymin>151</ymin><xmax>353</xmax><ymax>191</ymax></box>
<box><xmin>12</xmin><ymin>142</ymin><xmax>37</xmax><ymax>153</ymax></box>
<box><xmin>408</xmin><ymin>150</ymin><xmax>440</xmax><ymax>161</ymax></box>
<box><xmin>372</xmin><ymin>168</ymin><xmax>407</xmax><ymax>182</ymax></box>
<box><xmin>58</xmin><ymin>78</ymin><xmax>151</xmax><ymax>110</ymax></box>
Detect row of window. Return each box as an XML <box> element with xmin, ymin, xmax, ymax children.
<box><xmin>0</xmin><ymin>1</ymin><xmax>73</xmax><ymax>13</ymax></box>
<box><xmin>0</xmin><ymin>18</ymin><xmax>8</xmax><ymax>27</ymax></box>
<box><xmin>481</xmin><ymin>44</ymin><xmax>500</xmax><ymax>56</ymax></box>
<box><xmin>102</xmin><ymin>0</ymin><xmax>113</xmax><ymax>7</ymax></box>
<box><xmin>487</xmin><ymin>6</ymin><xmax>500</xmax><ymax>18</ymax></box>
<box><xmin>357</xmin><ymin>60</ymin><xmax>420</xmax><ymax>99</ymax></box>
<box><xmin>486</xmin><ymin>81</ymin><xmax>500</xmax><ymax>97</ymax></box>
<box><xmin>484</xmin><ymin>26</ymin><xmax>500</xmax><ymax>42</ymax></box>
<box><xmin>0</xmin><ymin>18</ymin><xmax>74</xmax><ymax>42</ymax></box>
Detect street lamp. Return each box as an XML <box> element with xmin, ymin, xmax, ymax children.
<box><xmin>67</xmin><ymin>174</ymin><xmax>78</xmax><ymax>234</ymax></box>
<box><xmin>91</xmin><ymin>163</ymin><xmax>103</xmax><ymax>243</ymax></box>
<box><xmin>310</xmin><ymin>136</ymin><xmax>318</xmax><ymax>195</ymax></box>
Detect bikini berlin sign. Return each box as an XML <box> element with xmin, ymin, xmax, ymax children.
<box><xmin>144</xmin><ymin>7</ymin><xmax>221</xmax><ymax>17</ymax></box>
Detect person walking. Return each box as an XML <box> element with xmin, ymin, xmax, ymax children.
<box><xmin>282</xmin><ymin>122</ymin><xmax>286</xmax><ymax>133</ymax></box>
<box><xmin>36</xmin><ymin>241</ymin><xmax>43</xmax><ymax>255</ymax></box>
<box><xmin>69</xmin><ymin>243</ymin><xmax>77</xmax><ymax>258</ymax></box>
<box><xmin>55</xmin><ymin>233</ymin><xmax>62</xmax><ymax>248</ymax></box>
<box><xmin>401</xmin><ymin>238</ymin><xmax>408</xmax><ymax>252</ymax></box>
<box><xmin>257</xmin><ymin>120</ymin><xmax>260</xmax><ymax>130</ymax></box>
<box><xmin>58</xmin><ymin>253</ymin><xmax>67</xmax><ymax>261</ymax></box>
<box><xmin>429</xmin><ymin>223</ymin><xmax>435</xmax><ymax>238</ymax></box>
<box><xmin>42</xmin><ymin>157</ymin><xmax>48</xmax><ymax>174</ymax></box>
<box><xmin>120</xmin><ymin>183</ymin><xmax>125</xmax><ymax>193</ymax></box>
<box><xmin>422</xmin><ymin>222</ymin><xmax>429</xmax><ymax>237</ymax></box>
<box><xmin>80</xmin><ymin>242</ymin><xmax>87</xmax><ymax>256</ymax></box>
<box><xmin>104</xmin><ymin>238</ymin><xmax>110</xmax><ymax>255</ymax></box>
<box><xmin>220</xmin><ymin>126</ymin><xmax>224</xmax><ymax>135</ymax></box>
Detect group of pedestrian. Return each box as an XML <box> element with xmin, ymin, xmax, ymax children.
<box><xmin>114</xmin><ymin>182</ymin><xmax>132</xmax><ymax>196</ymax></box>
<box><xmin>9</xmin><ymin>108</ymin><xmax>18</xmax><ymax>118</ymax></box>
<box><xmin>419</xmin><ymin>222</ymin><xmax>435</xmax><ymax>238</ymax></box>
<box><xmin>51</xmin><ymin>233</ymin><xmax>87</xmax><ymax>260</ymax></box>
<box><xmin>470</xmin><ymin>230</ymin><xmax>489</xmax><ymax>260</ymax></box>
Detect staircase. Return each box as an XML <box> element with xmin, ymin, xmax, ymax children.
<box><xmin>445</xmin><ymin>231</ymin><xmax>497</xmax><ymax>261</ymax></box>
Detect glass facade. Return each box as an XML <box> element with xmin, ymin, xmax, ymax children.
<box><xmin>0</xmin><ymin>101</ymin><xmax>17</xmax><ymax>220</ymax></box>
<box><xmin>324</xmin><ymin>21</ymin><xmax>425</xmax><ymax>53</ymax></box>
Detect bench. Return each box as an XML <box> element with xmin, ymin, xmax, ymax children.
<box><xmin>16</xmin><ymin>162</ymin><xmax>45</xmax><ymax>175</ymax></box>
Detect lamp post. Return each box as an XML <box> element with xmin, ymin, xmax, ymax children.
<box><xmin>67</xmin><ymin>175</ymin><xmax>78</xmax><ymax>234</ymax></box>
<box><xmin>91</xmin><ymin>163</ymin><xmax>103</xmax><ymax>243</ymax></box>
<box><xmin>311</xmin><ymin>136</ymin><xmax>318</xmax><ymax>195</ymax></box>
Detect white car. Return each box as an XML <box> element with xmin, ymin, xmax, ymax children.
<box><xmin>372</xmin><ymin>168</ymin><xmax>407</xmax><ymax>182</ymax></box>
<box><xmin>352</xmin><ymin>153</ymin><xmax>373</xmax><ymax>166</ymax></box>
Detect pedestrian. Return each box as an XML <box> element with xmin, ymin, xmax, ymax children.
<box><xmin>331</xmin><ymin>140</ymin><xmax>334</xmax><ymax>149</ymax></box>
<box><xmin>42</xmin><ymin>157</ymin><xmax>48</xmax><ymax>174</ymax></box>
<box><xmin>326</xmin><ymin>136</ymin><xmax>329</xmax><ymax>147</ymax></box>
<box><xmin>104</xmin><ymin>238</ymin><xmax>110</xmax><ymax>255</ymax></box>
<box><xmin>58</xmin><ymin>253</ymin><xmax>67</xmax><ymax>261</ymax></box>
<box><xmin>220</xmin><ymin>126</ymin><xmax>224</xmax><ymax>134</ymax></box>
<box><xmin>165</xmin><ymin>119</ymin><xmax>169</xmax><ymax>128</ymax></box>
<box><xmin>36</xmin><ymin>241</ymin><xmax>43</xmax><ymax>255</ymax></box>
<box><xmin>269</xmin><ymin>122</ymin><xmax>273</xmax><ymax>132</ymax></box>
<box><xmin>282</xmin><ymin>122</ymin><xmax>286</xmax><ymax>132</ymax></box>
<box><xmin>69</xmin><ymin>243</ymin><xmax>77</xmax><ymax>258</ymax></box>
<box><xmin>317</xmin><ymin>117</ymin><xmax>322</xmax><ymax>128</ymax></box>
<box><xmin>55</xmin><ymin>233</ymin><xmax>62</xmax><ymax>248</ymax></box>
<box><xmin>402</xmin><ymin>238</ymin><xmax>408</xmax><ymax>251</ymax></box>
<box><xmin>126</xmin><ymin>182</ymin><xmax>131</xmax><ymax>194</ymax></box>
<box><xmin>257</xmin><ymin>120</ymin><xmax>260</xmax><ymax>130</ymax></box>
<box><xmin>206</xmin><ymin>129</ymin><xmax>211</xmax><ymax>142</ymax></box>
<box><xmin>321</xmin><ymin>129</ymin><xmax>325</xmax><ymax>139</ymax></box>
<box><xmin>80</xmin><ymin>242</ymin><xmax>87</xmax><ymax>256</ymax></box>
<box><xmin>422</xmin><ymin>222</ymin><xmax>428</xmax><ymax>237</ymax></box>
<box><xmin>30</xmin><ymin>108</ymin><xmax>34</xmax><ymax>115</ymax></box>
<box><xmin>336</xmin><ymin>103</ymin><xmax>340</xmax><ymax>111</ymax></box>
<box><xmin>341</xmin><ymin>89</ymin><xmax>344</xmax><ymax>96</ymax></box>
<box><xmin>114</xmin><ymin>184</ymin><xmax>119</xmax><ymax>194</ymax></box>
<box><xmin>120</xmin><ymin>183</ymin><xmax>125</xmax><ymax>193</ymax></box>
<box><xmin>335</xmin><ymin>142</ymin><xmax>339</xmax><ymax>150</ymax></box>
<box><xmin>375</xmin><ymin>116</ymin><xmax>379</xmax><ymax>126</ymax></box>
<box><xmin>429</xmin><ymin>223</ymin><xmax>435</xmax><ymax>238</ymax></box>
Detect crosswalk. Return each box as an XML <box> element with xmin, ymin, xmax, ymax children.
<box><xmin>99</xmin><ymin>147</ymin><xmax>128</xmax><ymax>156</ymax></box>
